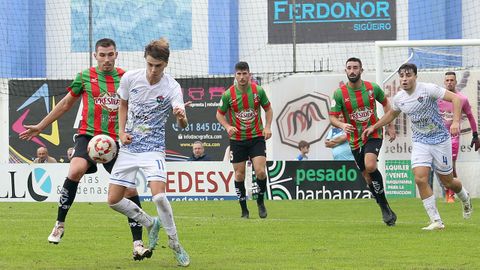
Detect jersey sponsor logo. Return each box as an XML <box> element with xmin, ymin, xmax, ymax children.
<box><xmin>236</xmin><ymin>108</ymin><xmax>257</xmax><ymax>122</ymax></box>
<box><xmin>94</xmin><ymin>92</ymin><xmax>120</xmax><ymax>112</ymax></box>
<box><xmin>350</xmin><ymin>107</ymin><xmax>373</xmax><ymax>122</ymax></box>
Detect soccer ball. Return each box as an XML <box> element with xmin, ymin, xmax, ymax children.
<box><xmin>87</xmin><ymin>134</ymin><xmax>117</xmax><ymax>163</ymax></box>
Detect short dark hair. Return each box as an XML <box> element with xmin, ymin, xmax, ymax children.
<box><xmin>298</xmin><ymin>140</ymin><xmax>309</xmax><ymax>150</ymax></box>
<box><xmin>235</xmin><ymin>61</ymin><xmax>250</xmax><ymax>71</ymax></box>
<box><xmin>346</xmin><ymin>57</ymin><xmax>362</xmax><ymax>68</ymax></box>
<box><xmin>398</xmin><ymin>63</ymin><xmax>417</xmax><ymax>75</ymax></box>
<box><xmin>144</xmin><ymin>37</ymin><xmax>170</xmax><ymax>62</ymax></box>
<box><xmin>95</xmin><ymin>38</ymin><xmax>116</xmax><ymax>52</ymax></box>
<box><xmin>445</xmin><ymin>71</ymin><xmax>456</xmax><ymax>77</ymax></box>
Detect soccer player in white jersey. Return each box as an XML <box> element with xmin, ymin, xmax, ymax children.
<box><xmin>362</xmin><ymin>63</ymin><xmax>473</xmax><ymax>230</ymax></box>
<box><xmin>107</xmin><ymin>38</ymin><xmax>190</xmax><ymax>266</ymax></box>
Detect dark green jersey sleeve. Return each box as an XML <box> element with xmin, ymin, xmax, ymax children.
<box><xmin>217</xmin><ymin>89</ymin><xmax>231</xmax><ymax>115</ymax></box>
<box><xmin>372</xmin><ymin>82</ymin><xmax>387</xmax><ymax>105</ymax></box>
<box><xmin>329</xmin><ymin>88</ymin><xmax>344</xmax><ymax>114</ymax></box>
<box><xmin>257</xmin><ymin>85</ymin><xmax>271</xmax><ymax>109</ymax></box>
<box><xmin>67</xmin><ymin>72</ymin><xmax>84</xmax><ymax>97</ymax></box>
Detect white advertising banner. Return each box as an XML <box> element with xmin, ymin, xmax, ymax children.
<box><xmin>0</xmin><ymin>162</ymin><xmax>237</xmax><ymax>202</ymax></box>
<box><xmin>268</xmin><ymin>73</ymin><xmax>376</xmax><ymax>160</ymax></box>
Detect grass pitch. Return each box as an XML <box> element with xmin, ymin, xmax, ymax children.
<box><xmin>0</xmin><ymin>199</ymin><xmax>479</xmax><ymax>270</ymax></box>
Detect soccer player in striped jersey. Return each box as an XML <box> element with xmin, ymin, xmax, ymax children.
<box><xmin>19</xmin><ymin>38</ymin><xmax>151</xmax><ymax>260</ymax></box>
<box><xmin>329</xmin><ymin>57</ymin><xmax>397</xmax><ymax>226</ymax></box>
<box><xmin>438</xmin><ymin>71</ymin><xmax>479</xmax><ymax>202</ymax></box>
<box><xmin>216</xmin><ymin>61</ymin><xmax>273</xmax><ymax>219</ymax></box>
<box><xmin>363</xmin><ymin>63</ymin><xmax>473</xmax><ymax>230</ymax></box>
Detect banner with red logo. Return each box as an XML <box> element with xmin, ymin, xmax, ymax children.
<box><xmin>268</xmin><ymin>73</ymin><xmax>354</xmax><ymax>160</ymax></box>
<box><xmin>0</xmin><ymin>162</ymin><xmax>236</xmax><ymax>202</ymax></box>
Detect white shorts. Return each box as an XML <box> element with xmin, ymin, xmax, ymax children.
<box><xmin>109</xmin><ymin>150</ymin><xmax>167</xmax><ymax>188</ymax></box>
<box><xmin>411</xmin><ymin>139</ymin><xmax>453</xmax><ymax>175</ymax></box>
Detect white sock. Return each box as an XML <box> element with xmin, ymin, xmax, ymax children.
<box><xmin>422</xmin><ymin>195</ymin><xmax>442</xmax><ymax>223</ymax></box>
<box><xmin>152</xmin><ymin>193</ymin><xmax>177</xmax><ymax>236</ymax></box>
<box><xmin>455</xmin><ymin>187</ymin><xmax>469</xmax><ymax>202</ymax></box>
<box><xmin>133</xmin><ymin>240</ymin><xmax>143</xmax><ymax>247</ymax></box>
<box><xmin>110</xmin><ymin>198</ymin><xmax>154</xmax><ymax>227</ymax></box>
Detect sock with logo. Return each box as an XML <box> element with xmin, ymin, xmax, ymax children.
<box><xmin>234</xmin><ymin>181</ymin><xmax>248</xmax><ymax>210</ymax></box>
<box><xmin>368</xmin><ymin>183</ymin><xmax>379</xmax><ymax>202</ymax></box>
<box><xmin>256</xmin><ymin>178</ymin><xmax>267</xmax><ymax>203</ymax></box>
<box><xmin>126</xmin><ymin>195</ymin><xmax>143</xmax><ymax>242</ymax></box>
<box><xmin>57</xmin><ymin>178</ymin><xmax>79</xmax><ymax>222</ymax></box>
<box><xmin>369</xmin><ymin>169</ymin><xmax>388</xmax><ymax>205</ymax></box>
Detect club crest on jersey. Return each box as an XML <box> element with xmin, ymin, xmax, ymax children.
<box><xmin>350</xmin><ymin>107</ymin><xmax>373</xmax><ymax>122</ymax></box>
<box><xmin>253</xmin><ymin>94</ymin><xmax>261</xmax><ymax>106</ymax></box>
<box><xmin>236</xmin><ymin>108</ymin><xmax>256</xmax><ymax>122</ymax></box>
<box><xmin>417</xmin><ymin>96</ymin><xmax>424</xmax><ymax>103</ymax></box>
<box><xmin>368</xmin><ymin>89</ymin><xmax>374</xmax><ymax>100</ymax></box>
<box><xmin>156</xmin><ymin>95</ymin><xmax>165</xmax><ymax>103</ymax></box>
<box><xmin>94</xmin><ymin>92</ymin><xmax>120</xmax><ymax>112</ymax></box>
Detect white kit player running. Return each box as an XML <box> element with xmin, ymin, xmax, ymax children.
<box><xmin>363</xmin><ymin>63</ymin><xmax>473</xmax><ymax>230</ymax></box>
<box><xmin>107</xmin><ymin>38</ymin><xmax>190</xmax><ymax>266</ymax></box>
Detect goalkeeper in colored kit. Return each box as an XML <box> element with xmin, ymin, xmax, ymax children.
<box><xmin>437</xmin><ymin>71</ymin><xmax>480</xmax><ymax>202</ymax></box>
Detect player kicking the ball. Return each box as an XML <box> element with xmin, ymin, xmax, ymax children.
<box><xmin>108</xmin><ymin>38</ymin><xmax>189</xmax><ymax>266</ymax></box>
<box><xmin>19</xmin><ymin>38</ymin><xmax>151</xmax><ymax>260</ymax></box>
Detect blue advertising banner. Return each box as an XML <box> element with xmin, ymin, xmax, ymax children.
<box><xmin>268</xmin><ymin>0</ymin><xmax>397</xmax><ymax>44</ymax></box>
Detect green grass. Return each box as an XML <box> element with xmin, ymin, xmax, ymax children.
<box><xmin>0</xmin><ymin>199</ymin><xmax>479</xmax><ymax>270</ymax></box>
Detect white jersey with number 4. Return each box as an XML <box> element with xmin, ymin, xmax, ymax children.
<box><xmin>117</xmin><ymin>69</ymin><xmax>184</xmax><ymax>153</ymax></box>
<box><xmin>391</xmin><ymin>82</ymin><xmax>449</xmax><ymax>145</ymax></box>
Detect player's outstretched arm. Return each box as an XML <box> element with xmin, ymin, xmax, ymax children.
<box><xmin>382</xmin><ymin>99</ymin><xmax>397</xmax><ymax>142</ymax></box>
<box><xmin>118</xmin><ymin>99</ymin><xmax>132</xmax><ymax>145</ymax></box>
<box><xmin>19</xmin><ymin>93</ymin><xmax>79</xmax><ymax>140</ymax></box>
<box><xmin>443</xmin><ymin>91</ymin><xmax>461</xmax><ymax>136</ymax></box>
<box><xmin>362</xmin><ymin>110</ymin><xmax>400</xmax><ymax>141</ymax></box>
